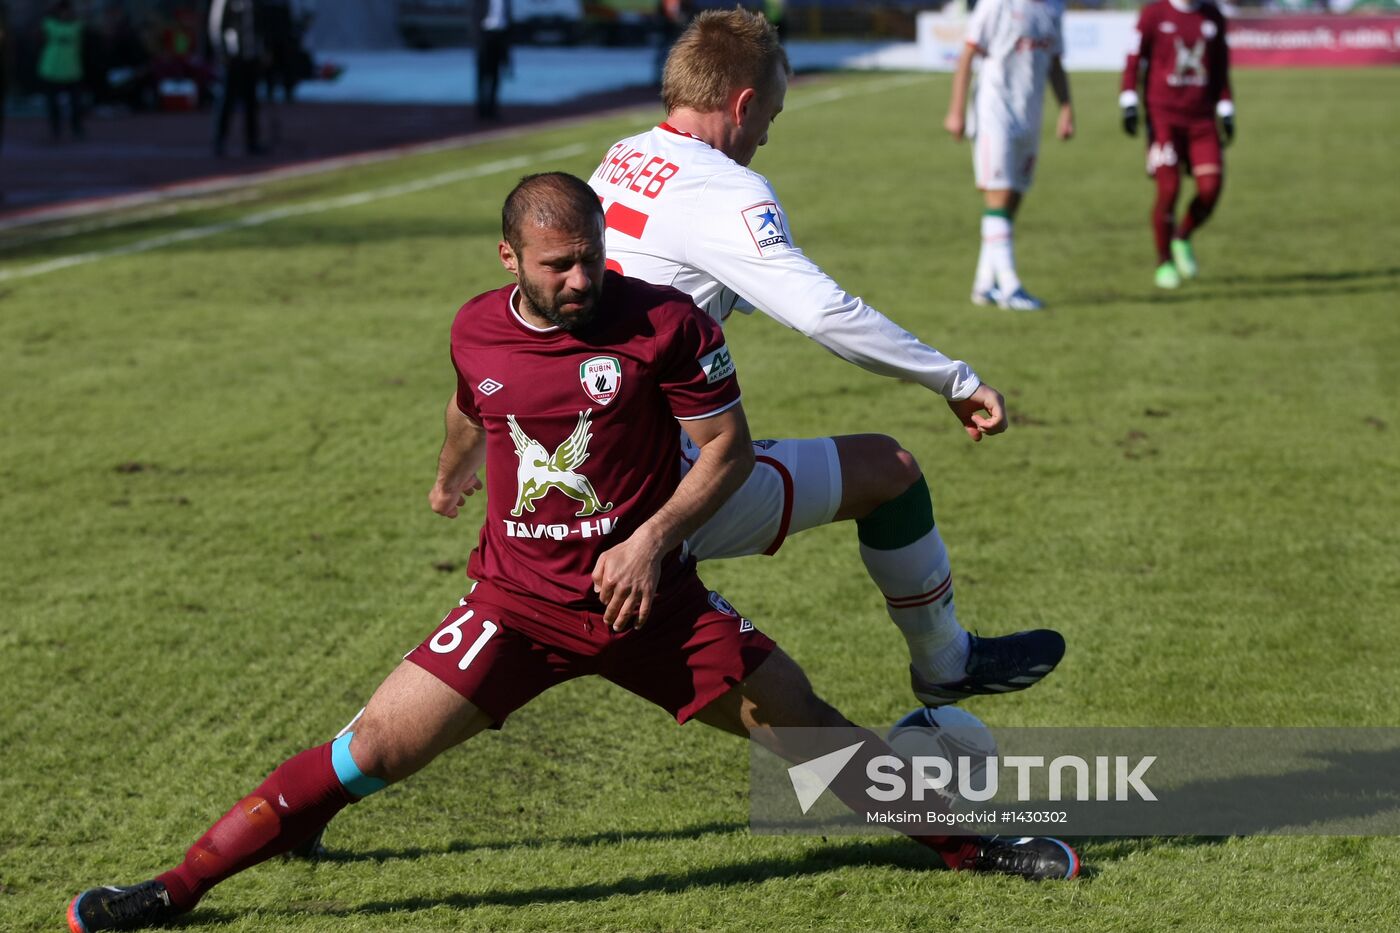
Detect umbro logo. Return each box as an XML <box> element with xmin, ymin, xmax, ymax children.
<box><xmin>479</xmin><ymin>378</ymin><xmax>504</xmax><ymax>395</ymax></box>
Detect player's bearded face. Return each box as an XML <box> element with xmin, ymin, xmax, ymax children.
<box><xmin>512</xmin><ymin>221</ymin><xmax>607</xmax><ymax>332</ymax></box>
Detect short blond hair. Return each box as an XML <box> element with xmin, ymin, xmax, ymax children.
<box><xmin>662</xmin><ymin>9</ymin><xmax>791</xmax><ymax>114</ymax></box>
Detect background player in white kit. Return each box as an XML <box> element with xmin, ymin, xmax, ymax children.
<box><xmin>589</xmin><ymin>10</ymin><xmax>1065</xmax><ymax>708</ymax></box>
<box><xmin>944</xmin><ymin>0</ymin><xmax>1074</xmax><ymax>311</ymax></box>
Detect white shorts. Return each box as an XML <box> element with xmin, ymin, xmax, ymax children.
<box><xmin>972</xmin><ymin>124</ymin><xmax>1039</xmax><ymax>193</ymax></box>
<box><xmin>680</xmin><ymin>435</ymin><xmax>842</xmax><ymax>561</ymax></box>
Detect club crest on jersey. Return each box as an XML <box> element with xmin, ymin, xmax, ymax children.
<box><xmin>742</xmin><ymin>201</ymin><xmax>791</xmax><ymax>257</ymax></box>
<box><xmin>579</xmin><ymin>356</ymin><xmax>622</xmax><ymax>406</ymax></box>
<box><xmin>507</xmin><ymin>411</ymin><xmax>614</xmax><ymax>518</ymax></box>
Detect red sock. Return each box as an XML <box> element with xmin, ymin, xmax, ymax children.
<box><xmin>1152</xmin><ymin>167</ymin><xmax>1181</xmax><ymax>264</ymax></box>
<box><xmin>1177</xmin><ymin>171</ymin><xmax>1223</xmax><ymax>241</ymax></box>
<box><xmin>811</xmin><ymin>729</ymin><xmax>982</xmax><ymax>870</ymax></box>
<box><xmin>913</xmin><ymin>834</ymin><xmax>982</xmax><ymax>870</ymax></box>
<box><xmin>156</xmin><ymin>742</ymin><xmax>355</xmax><ymax>911</ymax></box>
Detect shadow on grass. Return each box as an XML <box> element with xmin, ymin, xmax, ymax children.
<box><xmin>309</xmin><ymin>819</ymin><xmax>749</xmax><ymax>864</ymax></box>
<box><xmin>157</xmin><ymin>833</ymin><xmax>1239</xmax><ymax>925</ymax></box>
<box><xmin>1071</xmin><ymin>264</ymin><xmax>1400</xmax><ymax>307</ymax></box>
<box><xmin>1214</xmin><ymin>266</ymin><xmax>1400</xmax><ymax>286</ymax></box>
<box><xmin>287</xmin><ymin>837</ymin><xmax>971</xmax><ymax>919</ymax></box>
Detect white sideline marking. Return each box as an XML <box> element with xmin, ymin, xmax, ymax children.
<box><xmin>0</xmin><ymin>144</ymin><xmax>588</xmax><ymax>284</ymax></box>
<box><xmin>0</xmin><ymin>190</ymin><xmax>263</xmax><ymax>253</ymax></box>
<box><xmin>0</xmin><ymin>76</ymin><xmax>918</xmax><ymax>284</ymax></box>
<box><xmin>783</xmin><ymin>73</ymin><xmax>927</xmax><ymax>112</ymax></box>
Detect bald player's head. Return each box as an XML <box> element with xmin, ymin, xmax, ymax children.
<box><xmin>501</xmin><ymin>172</ymin><xmax>605</xmax><ymax>258</ymax></box>
<box><xmin>499</xmin><ymin>173</ymin><xmax>607</xmax><ymax>332</ymax></box>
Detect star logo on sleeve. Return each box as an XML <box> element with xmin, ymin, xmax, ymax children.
<box><xmin>741</xmin><ymin>201</ymin><xmax>791</xmax><ymax>257</ymax></box>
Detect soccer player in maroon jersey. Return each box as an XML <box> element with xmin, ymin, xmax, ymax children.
<box><xmin>66</xmin><ymin>174</ymin><xmax>1077</xmax><ymax>931</ymax></box>
<box><xmin>1120</xmin><ymin>0</ymin><xmax>1234</xmax><ymax>289</ymax></box>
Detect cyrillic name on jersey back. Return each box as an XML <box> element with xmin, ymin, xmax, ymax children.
<box><xmin>592</xmin><ymin>142</ymin><xmax>681</xmax><ymax>200</ymax></box>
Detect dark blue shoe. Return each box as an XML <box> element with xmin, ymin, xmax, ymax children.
<box><xmin>912</xmin><ymin>629</ymin><xmax>1065</xmax><ymax>706</ymax></box>
<box><xmin>67</xmin><ymin>881</ymin><xmax>175</xmax><ymax>932</ymax></box>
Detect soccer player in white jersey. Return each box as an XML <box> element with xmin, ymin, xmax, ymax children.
<box><xmin>589</xmin><ymin>9</ymin><xmax>1065</xmax><ymax>708</ymax></box>
<box><xmin>944</xmin><ymin>0</ymin><xmax>1074</xmax><ymax>311</ymax></box>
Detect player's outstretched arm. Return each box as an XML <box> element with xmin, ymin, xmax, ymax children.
<box><xmin>428</xmin><ymin>397</ymin><xmax>485</xmax><ymax>519</ymax></box>
<box><xmin>946</xmin><ymin>382</ymin><xmax>1008</xmax><ymax>442</ymax></box>
<box><xmin>593</xmin><ymin>404</ymin><xmax>754</xmax><ymax>631</ymax></box>
<box><xmin>717</xmin><ymin>247</ymin><xmax>983</xmax><ymax>412</ymax></box>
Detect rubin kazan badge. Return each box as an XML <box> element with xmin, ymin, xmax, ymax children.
<box><xmin>580</xmin><ymin>356</ymin><xmax>622</xmax><ymax>406</ymax></box>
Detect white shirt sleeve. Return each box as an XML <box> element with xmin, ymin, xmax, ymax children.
<box><xmin>689</xmin><ymin>173</ymin><xmax>982</xmax><ymax>401</ymax></box>
<box><xmin>965</xmin><ymin>0</ymin><xmax>997</xmax><ymax>51</ymax></box>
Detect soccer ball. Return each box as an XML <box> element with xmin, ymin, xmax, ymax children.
<box><xmin>886</xmin><ymin>706</ymin><xmax>998</xmax><ymax>804</ymax></box>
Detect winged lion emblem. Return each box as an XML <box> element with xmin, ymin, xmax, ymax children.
<box><xmin>507</xmin><ymin>411</ymin><xmax>615</xmax><ymax>518</ymax></box>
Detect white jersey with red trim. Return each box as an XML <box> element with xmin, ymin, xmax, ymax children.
<box><xmin>587</xmin><ymin>124</ymin><xmax>981</xmax><ymax>401</ymax></box>
<box><xmin>966</xmin><ymin>0</ymin><xmax>1065</xmax><ymax>137</ymax></box>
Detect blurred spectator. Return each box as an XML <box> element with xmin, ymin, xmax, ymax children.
<box><xmin>653</xmin><ymin>0</ymin><xmax>694</xmax><ymax>86</ymax></box>
<box><xmin>260</xmin><ymin>0</ymin><xmax>296</xmax><ymax>101</ymax></box>
<box><xmin>38</xmin><ymin>0</ymin><xmax>84</xmax><ymax>140</ymax></box>
<box><xmin>474</xmin><ymin>0</ymin><xmax>510</xmax><ymax>120</ymax></box>
<box><xmin>208</xmin><ymin>0</ymin><xmax>264</xmax><ymax>155</ymax></box>
<box><xmin>151</xmin><ymin>7</ymin><xmax>216</xmax><ymax>110</ymax></box>
<box><xmin>264</xmin><ymin>0</ymin><xmax>315</xmax><ymax>102</ymax></box>
<box><xmin>93</xmin><ymin>5</ymin><xmax>153</xmax><ymax>111</ymax></box>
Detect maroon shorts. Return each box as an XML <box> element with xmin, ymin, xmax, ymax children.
<box><xmin>405</xmin><ymin>577</ymin><xmax>776</xmax><ymax>726</ymax></box>
<box><xmin>1147</xmin><ymin>115</ymin><xmax>1222</xmax><ymax>178</ymax></box>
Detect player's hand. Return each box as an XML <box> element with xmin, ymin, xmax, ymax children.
<box><xmin>1216</xmin><ymin>99</ymin><xmax>1235</xmax><ymax>146</ymax></box>
<box><xmin>946</xmin><ymin>382</ymin><xmax>1008</xmax><ymax>442</ymax></box>
<box><xmin>1119</xmin><ymin>89</ymin><xmax>1140</xmax><ymax>136</ymax></box>
<box><xmin>428</xmin><ymin>473</ymin><xmax>483</xmax><ymax>518</ymax></box>
<box><xmin>943</xmin><ymin>111</ymin><xmax>965</xmax><ymax>141</ymax></box>
<box><xmin>1057</xmin><ymin>106</ymin><xmax>1075</xmax><ymax>141</ymax></box>
<box><xmin>593</xmin><ymin>532</ymin><xmax>663</xmax><ymax>631</ymax></box>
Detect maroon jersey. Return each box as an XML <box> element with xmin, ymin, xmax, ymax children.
<box><xmin>1122</xmin><ymin>0</ymin><xmax>1232</xmax><ymax>122</ymax></box>
<box><xmin>452</xmin><ymin>271</ymin><xmax>741</xmax><ymax>610</ymax></box>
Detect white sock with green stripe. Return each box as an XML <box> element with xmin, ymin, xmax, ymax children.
<box><xmin>857</xmin><ymin>476</ymin><xmax>971</xmax><ymax>684</ymax></box>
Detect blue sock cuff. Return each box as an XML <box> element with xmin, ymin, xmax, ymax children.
<box><xmin>331</xmin><ymin>732</ymin><xmax>387</xmax><ymax>798</ymax></box>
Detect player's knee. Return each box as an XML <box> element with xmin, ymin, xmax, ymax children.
<box><xmin>1196</xmin><ymin>172</ymin><xmax>1223</xmax><ymax>204</ymax></box>
<box><xmin>837</xmin><ymin>434</ymin><xmax>921</xmax><ymax>508</ymax></box>
<box><xmin>1153</xmin><ymin>172</ymin><xmax>1180</xmax><ymax>207</ymax></box>
<box><xmin>343</xmin><ymin>718</ymin><xmax>412</xmax><ymax>785</ymax></box>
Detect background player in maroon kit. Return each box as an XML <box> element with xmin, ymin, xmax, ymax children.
<box><xmin>66</xmin><ymin>174</ymin><xmax>1077</xmax><ymax>931</ymax></box>
<box><xmin>1120</xmin><ymin>0</ymin><xmax>1234</xmax><ymax>290</ymax></box>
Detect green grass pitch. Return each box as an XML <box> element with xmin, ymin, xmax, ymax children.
<box><xmin>2</xmin><ymin>68</ymin><xmax>1398</xmax><ymax>930</ymax></box>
